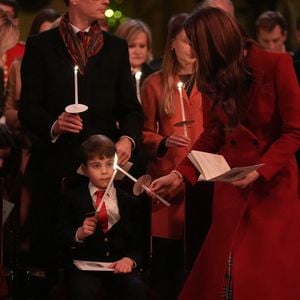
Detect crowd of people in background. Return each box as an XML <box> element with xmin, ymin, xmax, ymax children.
<box><xmin>0</xmin><ymin>0</ymin><xmax>299</xmax><ymax>299</ymax></box>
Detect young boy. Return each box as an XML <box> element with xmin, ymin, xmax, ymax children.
<box><xmin>58</xmin><ymin>135</ymin><xmax>148</xmax><ymax>300</ymax></box>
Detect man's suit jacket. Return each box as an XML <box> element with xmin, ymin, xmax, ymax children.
<box><xmin>19</xmin><ymin>27</ymin><xmax>143</xmax><ymax>180</ymax></box>
<box><xmin>58</xmin><ymin>183</ymin><xmax>144</xmax><ymax>268</ymax></box>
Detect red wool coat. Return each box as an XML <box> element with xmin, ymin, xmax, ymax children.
<box><xmin>178</xmin><ymin>45</ymin><xmax>300</xmax><ymax>299</ymax></box>
<box><xmin>142</xmin><ymin>71</ymin><xmax>203</xmax><ymax>239</ymax></box>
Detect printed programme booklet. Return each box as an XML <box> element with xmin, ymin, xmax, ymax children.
<box><xmin>187</xmin><ymin>150</ymin><xmax>264</xmax><ymax>182</ymax></box>
<box><xmin>73</xmin><ymin>260</ymin><xmax>114</xmax><ymax>271</ymax></box>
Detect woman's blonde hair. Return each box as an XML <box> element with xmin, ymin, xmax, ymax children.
<box><xmin>115</xmin><ymin>18</ymin><xmax>153</xmax><ymax>62</ymax></box>
<box><xmin>161</xmin><ymin>13</ymin><xmax>195</xmax><ymax>117</ymax></box>
<box><xmin>0</xmin><ymin>9</ymin><xmax>19</xmax><ymax>55</ymax></box>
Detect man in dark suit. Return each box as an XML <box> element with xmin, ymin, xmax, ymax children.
<box><xmin>18</xmin><ymin>0</ymin><xmax>143</xmax><ymax>290</ymax></box>
<box><xmin>59</xmin><ymin>135</ymin><xmax>148</xmax><ymax>300</ymax></box>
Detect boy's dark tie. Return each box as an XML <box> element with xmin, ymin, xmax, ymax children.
<box><xmin>95</xmin><ymin>190</ymin><xmax>108</xmax><ymax>233</ymax></box>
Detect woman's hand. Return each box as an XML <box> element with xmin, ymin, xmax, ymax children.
<box><xmin>110</xmin><ymin>257</ymin><xmax>134</xmax><ymax>274</ymax></box>
<box><xmin>231</xmin><ymin>170</ymin><xmax>260</xmax><ymax>189</ymax></box>
<box><xmin>149</xmin><ymin>172</ymin><xmax>183</xmax><ymax>198</ymax></box>
<box><xmin>166</xmin><ymin>134</ymin><xmax>191</xmax><ymax>148</ymax></box>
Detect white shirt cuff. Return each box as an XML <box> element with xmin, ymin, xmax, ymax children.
<box><xmin>119</xmin><ymin>135</ymin><xmax>136</xmax><ymax>150</ymax></box>
<box><xmin>171</xmin><ymin>170</ymin><xmax>183</xmax><ymax>181</ymax></box>
<box><xmin>50</xmin><ymin>121</ymin><xmax>60</xmax><ymax>143</ymax></box>
<box><xmin>75</xmin><ymin>228</ymin><xmax>85</xmax><ymax>243</ymax></box>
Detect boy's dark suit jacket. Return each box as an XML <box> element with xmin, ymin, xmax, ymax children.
<box><xmin>58</xmin><ymin>184</ymin><xmax>144</xmax><ymax>268</ymax></box>
<box><xmin>19</xmin><ymin>27</ymin><xmax>143</xmax><ymax>182</ymax></box>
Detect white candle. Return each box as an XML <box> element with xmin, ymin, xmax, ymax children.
<box><xmin>135</xmin><ymin>71</ymin><xmax>142</xmax><ymax>103</ymax></box>
<box><xmin>96</xmin><ymin>153</ymin><xmax>118</xmax><ymax>213</ymax></box>
<box><xmin>177</xmin><ymin>81</ymin><xmax>187</xmax><ymax>136</ymax></box>
<box><xmin>74</xmin><ymin>65</ymin><xmax>79</xmax><ymax>105</ymax></box>
<box><xmin>115</xmin><ymin>164</ymin><xmax>170</xmax><ymax>207</ymax></box>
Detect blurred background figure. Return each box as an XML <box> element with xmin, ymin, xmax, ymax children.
<box><xmin>5</xmin><ymin>8</ymin><xmax>61</xmax><ymax>142</ymax></box>
<box><xmin>0</xmin><ymin>4</ymin><xmax>19</xmax><ymax>117</ymax></box>
<box><xmin>199</xmin><ymin>0</ymin><xmax>234</xmax><ymax>16</ymax></box>
<box><xmin>0</xmin><ymin>124</ymin><xmax>21</xmax><ymax>300</ymax></box>
<box><xmin>115</xmin><ymin>18</ymin><xmax>154</xmax><ymax>103</ymax></box>
<box><xmin>0</xmin><ymin>8</ymin><xmax>19</xmax><ymax>299</ymax></box>
<box><xmin>3</xmin><ymin>8</ymin><xmax>60</xmax><ymax>297</ymax></box>
<box><xmin>255</xmin><ymin>10</ymin><xmax>288</xmax><ymax>53</ymax></box>
<box><xmin>4</xmin><ymin>8</ymin><xmax>60</xmax><ymax>260</ymax></box>
<box><xmin>0</xmin><ymin>0</ymin><xmax>24</xmax><ymax>94</ymax></box>
<box><xmin>141</xmin><ymin>13</ymin><xmax>204</xmax><ymax>300</ymax></box>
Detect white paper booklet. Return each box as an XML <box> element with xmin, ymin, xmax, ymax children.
<box><xmin>73</xmin><ymin>260</ymin><xmax>114</xmax><ymax>271</ymax></box>
<box><xmin>188</xmin><ymin>150</ymin><xmax>264</xmax><ymax>182</ymax></box>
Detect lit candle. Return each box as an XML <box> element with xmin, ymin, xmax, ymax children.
<box><xmin>135</xmin><ymin>71</ymin><xmax>142</xmax><ymax>103</ymax></box>
<box><xmin>74</xmin><ymin>65</ymin><xmax>79</xmax><ymax>105</ymax></box>
<box><xmin>177</xmin><ymin>81</ymin><xmax>187</xmax><ymax>136</ymax></box>
<box><xmin>65</xmin><ymin>65</ymin><xmax>88</xmax><ymax>113</ymax></box>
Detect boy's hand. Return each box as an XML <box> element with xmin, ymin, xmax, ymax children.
<box><xmin>77</xmin><ymin>216</ymin><xmax>97</xmax><ymax>240</ymax></box>
<box><xmin>109</xmin><ymin>257</ymin><xmax>134</xmax><ymax>274</ymax></box>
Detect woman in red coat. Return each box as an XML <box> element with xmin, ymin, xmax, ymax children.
<box><xmin>141</xmin><ymin>13</ymin><xmax>204</xmax><ymax>300</ymax></box>
<box><xmin>149</xmin><ymin>7</ymin><xmax>300</xmax><ymax>300</ymax></box>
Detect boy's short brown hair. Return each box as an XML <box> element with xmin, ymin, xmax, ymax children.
<box><xmin>79</xmin><ymin>135</ymin><xmax>116</xmax><ymax>165</ymax></box>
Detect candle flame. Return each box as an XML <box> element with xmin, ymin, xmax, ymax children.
<box><xmin>113</xmin><ymin>153</ymin><xmax>118</xmax><ymax>170</ymax></box>
<box><xmin>74</xmin><ymin>65</ymin><xmax>79</xmax><ymax>72</ymax></box>
<box><xmin>135</xmin><ymin>71</ymin><xmax>142</xmax><ymax>80</ymax></box>
<box><xmin>177</xmin><ymin>81</ymin><xmax>184</xmax><ymax>89</ymax></box>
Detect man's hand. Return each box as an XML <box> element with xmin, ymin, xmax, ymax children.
<box><xmin>115</xmin><ymin>137</ymin><xmax>132</xmax><ymax>166</ymax></box>
<box><xmin>109</xmin><ymin>257</ymin><xmax>134</xmax><ymax>274</ymax></box>
<box><xmin>77</xmin><ymin>216</ymin><xmax>97</xmax><ymax>240</ymax></box>
<box><xmin>52</xmin><ymin>112</ymin><xmax>83</xmax><ymax>136</ymax></box>
<box><xmin>165</xmin><ymin>134</ymin><xmax>191</xmax><ymax>148</ymax></box>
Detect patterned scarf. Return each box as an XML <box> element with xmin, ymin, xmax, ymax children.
<box><xmin>59</xmin><ymin>13</ymin><xmax>104</xmax><ymax>74</ymax></box>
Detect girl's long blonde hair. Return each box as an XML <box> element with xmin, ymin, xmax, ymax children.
<box><xmin>161</xmin><ymin>13</ymin><xmax>194</xmax><ymax>117</ymax></box>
